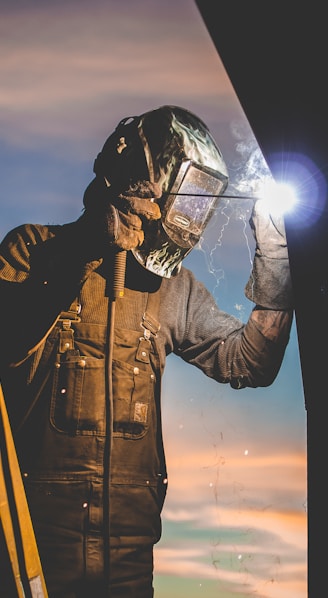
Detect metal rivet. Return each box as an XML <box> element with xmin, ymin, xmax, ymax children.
<box><xmin>133</xmin><ymin>367</ymin><xmax>140</xmax><ymax>375</ymax></box>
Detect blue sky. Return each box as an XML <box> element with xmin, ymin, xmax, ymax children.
<box><xmin>1</xmin><ymin>1</ymin><xmax>307</xmax><ymax>596</ymax></box>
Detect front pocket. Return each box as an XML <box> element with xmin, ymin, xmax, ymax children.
<box><xmin>109</xmin><ymin>482</ymin><xmax>162</xmax><ymax>543</ymax></box>
<box><xmin>24</xmin><ymin>479</ymin><xmax>91</xmax><ymax>587</ymax></box>
<box><xmin>50</xmin><ymin>356</ymin><xmax>106</xmax><ymax>435</ymax></box>
<box><xmin>112</xmin><ymin>359</ymin><xmax>155</xmax><ymax>439</ymax></box>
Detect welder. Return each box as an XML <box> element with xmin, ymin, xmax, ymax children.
<box><xmin>0</xmin><ymin>105</ymin><xmax>293</xmax><ymax>597</ymax></box>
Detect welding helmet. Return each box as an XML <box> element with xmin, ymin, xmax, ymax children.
<box><xmin>93</xmin><ymin>105</ymin><xmax>229</xmax><ymax>277</ymax></box>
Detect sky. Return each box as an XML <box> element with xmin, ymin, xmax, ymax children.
<box><xmin>0</xmin><ymin>1</ymin><xmax>307</xmax><ymax>597</ymax></box>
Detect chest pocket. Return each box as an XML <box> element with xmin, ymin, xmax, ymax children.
<box><xmin>112</xmin><ymin>328</ymin><xmax>157</xmax><ymax>439</ymax></box>
<box><xmin>50</xmin><ymin>352</ymin><xmax>106</xmax><ymax>436</ymax></box>
<box><xmin>49</xmin><ymin>320</ymin><xmax>107</xmax><ymax>436</ymax></box>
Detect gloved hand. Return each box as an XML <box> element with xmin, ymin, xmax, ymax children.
<box><xmin>106</xmin><ymin>180</ymin><xmax>162</xmax><ymax>251</ymax></box>
<box><xmin>245</xmin><ymin>199</ymin><xmax>293</xmax><ymax>309</ymax></box>
<box><xmin>81</xmin><ymin>178</ymin><xmax>162</xmax><ymax>254</ymax></box>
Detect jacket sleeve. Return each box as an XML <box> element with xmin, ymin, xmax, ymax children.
<box><xmin>162</xmin><ymin>268</ymin><xmax>293</xmax><ymax>390</ymax></box>
<box><xmin>213</xmin><ymin>308</ymin><xmax>293</xmax><ymax>388</ymax></box>
<box><xmin>0</xmin><ymin>220</ymin><xmax>102</xmax><ymax>367</ymax></box>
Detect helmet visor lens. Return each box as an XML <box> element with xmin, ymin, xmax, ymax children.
<box><xmin>164</xmin><ymin>159</ymin><xmax>227</xmax><ymax>239</ymax></box>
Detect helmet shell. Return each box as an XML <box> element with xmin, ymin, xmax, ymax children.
<box><xmin>92</xmin><ymin>105</ymin><xmax>229</xmax><ymax>277</ymax></box>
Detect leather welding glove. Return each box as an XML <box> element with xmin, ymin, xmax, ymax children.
<box><xmin>105</xmin><ymin>180</ymin><xmax>162</xmax><ymax>251</ymax></box>
<box><xmin>245</xmin><ymin>199</ymin><xmax>293</xmax><ymax>309</ymax></box>
<box><xmin>81</xmin><ymin>178</ymin><xmax>162</xmax><ymax>253</ymax></box>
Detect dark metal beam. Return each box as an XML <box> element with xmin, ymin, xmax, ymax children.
<box><xmin>196</xmin><ymin>2</ymin><xmax>327</xmax><ymax>595</ymax></box>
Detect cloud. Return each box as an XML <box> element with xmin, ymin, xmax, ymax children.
<box><xmin>155</xmin><ymin>505</ymin><xmax>307</xmax><ymax>597</ymax></box>
<box><xmin>155</xmin><ymin>434</ymin><xmax>307</xmax><ymax>595</ymax></box>
<box><xmin>162</xmin><ymin>425</ymin><xmax>307</xmax><ymax>502</ymax></box>
<box><xmin>0</xmin><ymin>0</ymin><xmax>235</xmax><ymax>153</ymax></box>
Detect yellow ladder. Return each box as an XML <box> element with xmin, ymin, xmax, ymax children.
<box><xmin>0</xmin><ymin>383</ymin><xmax>48</xmax><ymax>597</ymax></box>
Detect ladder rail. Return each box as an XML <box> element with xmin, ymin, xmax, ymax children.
<box><xmin>0</xmin><ymin>382</ymin><xmax>48</xmax><ymax>597</ymax></box>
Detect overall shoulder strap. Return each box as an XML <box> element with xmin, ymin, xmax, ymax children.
<box><xmin>15</xmin><ymin>299</ymin><xmax>81</xmax><ymax>434</ymax></box>
<box><xmin>114</xmin><ymin>286</ymin><xmax>161</xmax><ymax>334</ymax></box>
<box><xmin>142</xmin><ymin>289</ymin><xmax>161</xmax><ymax>337</ymax></box>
